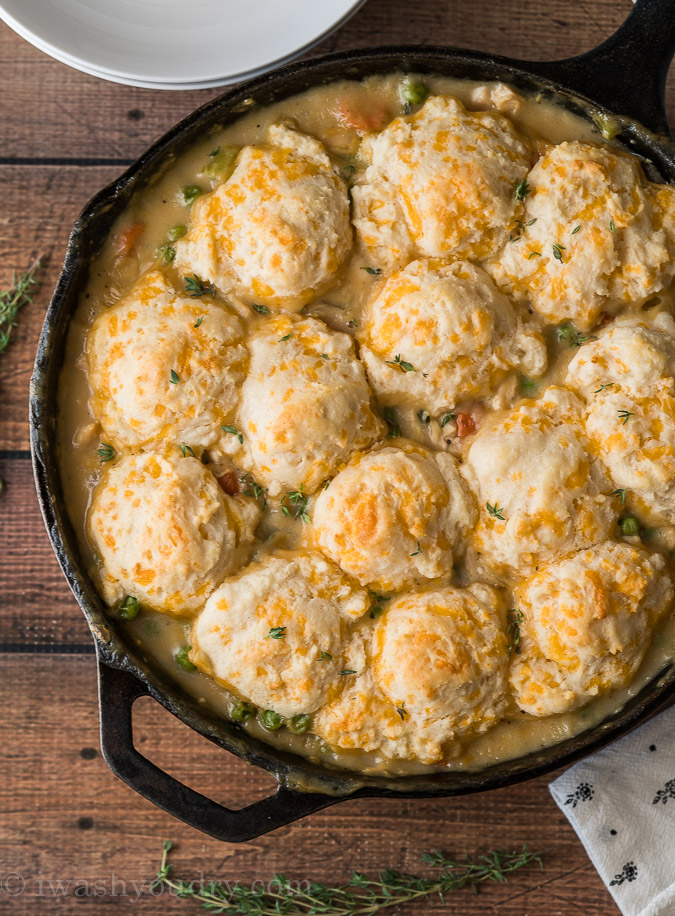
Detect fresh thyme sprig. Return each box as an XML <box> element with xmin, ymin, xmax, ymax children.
<box><xmin>154</xmin><ymin>842</ymin><xmax>543</xmax><ymax>915</ymax></box>
<box><xmin>557</xmin><ymin>323</ymin><xmax>596</xmax><ymax>348</ymax></box>
<box><xmin>513</xmin><ymin>178</ymin><xmax>531</xmax><ymax>201</ymax></box>
<box><xmin>281</xmin><ymin>484</ymin><xmax>311</xmax><ymax>523</ymax></box>
<box><xmin>184</xmin><ymin>274</ymin><xmax>214</xmax><ymax>298</ymax></box>
<box><xmin>0</xmin><ymin>259</ymin><xmax>41</xmax><ymax>355</ymax></box>
<box><xmin>486</xmin><ymin>502</ymin><xmax>505</xmax><ymax>521</ymax></box>
<box><xmin>240</xmin><ymin>472</ymin><xmax>267</xmax><ymax>509</ymax></box>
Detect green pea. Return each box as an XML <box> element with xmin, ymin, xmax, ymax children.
<box><xmin>182</xmin><ymin>185</ymin><xmax>202</xmax><ymax>205</ymax></box>
<box><xmin>287</xmin><ymin>714</ymin><xmax>312</xmax><ymax>735</ymax></box>
<box><xmin>205</xmin><ymin>145</ymin><xmax>240</xmax><ymax>182</ymax></box>
<box><xmin>168</xmin><ymin>224</ymin><xmax>187</xmax><ymax>241</ymax></box>
<box><xmin>118</xmin><ymin>595</ymin><xmax>140</xmax><ymax>621</ymax></box>
<box><xmin>619</xmin><ymin>516</ymin><xmax>640</xmax><ymax>537</ymax></box>
<box><xmin>157</xmin><ymin>243</ymin><xmax>176</xmax><ymax>263</ymax></box>
<box><xmin>175</xmin><ymin>645</ymin><xmax>197</xmax><ymax>671</ymax></box>
<box><xmin>400</xmin><ymin>78</ymin><xmax>428</xmax><ymax>108</ymax></box>
<box><xmin>260</xmin><ymin>709</ymin><xmax>285</xmax><ymax>731</ymax></box>
<box><xmin>231</xmin><ymin>701</ymin><xmax>255</xmax><ymax>723</ymax></box>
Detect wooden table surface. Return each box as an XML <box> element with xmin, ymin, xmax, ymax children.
<box><xmin>2</xmin><ymin>0</ymin><xmax>673</xmax><ymax>912</ymax></box>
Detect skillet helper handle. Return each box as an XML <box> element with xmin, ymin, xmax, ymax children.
<box><xmin>524</xmin><ymin>0</ymin><xmax>675</xmax><ymax>135</ymax></box>
<box><xmin>96</xmin><ymin>657</ymin><xmax>338</xmax><ymax>842</ymax></box>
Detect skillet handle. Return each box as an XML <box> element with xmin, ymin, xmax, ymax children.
<box><xmin>524</xmin><ymin>0</ymin><xmax>675</xmax><ymax>135</ymax></box>
<box><xmin>96</xmin><ymin>657</ymin><xmax>339</xmax><ymax>842</ymax></box>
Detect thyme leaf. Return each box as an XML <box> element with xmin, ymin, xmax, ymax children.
<box><xmin>506</xmin><ymin>609</ymin><xmax>524</xmax><ymax>655</ymax></box>
<box><xmin>184</xmin><ymin>274</ymin><xmax>214</xmax><ymax>298</ymax></box>
<box><xmin>265</xmin><ymin>626</ymin><xmax>287</xmax><ymax>640</ymax></box>
<box><xmin>514</xmin><ymin>178</ymin><xmax>531</xmax><ymax>201</ymax></box>
<box><xmin>222</xmin><ymin>425</ymin><xmax>244</xmax><ymax>444</ymax></box>
<box><xmin>98</xmin><ymin>443</ymin><xmax>115</xmax><ymax>462</ymax></box>
<box><xmin>486</xmin><ymin>502</ymin><xmax>505</xmax><ymax>521</ymax></box>
<box><xmin>386</xmin><ymin>354</ymin><xmax>416</xmax><ymax>373</ymax></box>
<box><xmin>240</xmin><ymin>472</ymin><xmax>267</xmax><ymax>509</ymax></box>
<box><xmin>383</xmin><ymin>407</ymin><xmax>401</xmax><ymax>438</ymax></box>
<box><xmin>612</xmin><ymin>488</ymin><xmax>627</xmax><ymax>505</ymax></box>
<box><xmin>618</xmin><ymin>409</ymin><xmax>634</xmax><ymax>425</ymax></box>
<box><xmin>281</xmin><ymin>484</ymin><xmax>311</xmax><ymax>523</ymax></box>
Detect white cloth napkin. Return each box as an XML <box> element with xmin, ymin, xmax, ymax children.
<box><xmin>549</xmin><ymin>704</ymin><xmax>675</xmax><ymax>916</ymax></box>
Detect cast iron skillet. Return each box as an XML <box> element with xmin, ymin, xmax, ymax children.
<box><xmin>30</xmin><ymin>0</ymin><xmax>675</xmax><ymax>842</ymax></box>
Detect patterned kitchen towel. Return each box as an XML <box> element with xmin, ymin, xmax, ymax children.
<box><xmin>550</xmin><ymin>703</ymin><xmax>675</xmax><ymax>916</ymax></box>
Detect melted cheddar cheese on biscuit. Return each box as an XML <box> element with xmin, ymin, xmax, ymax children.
<box><xmin>234</xmin><ymin>313</ymin><xmax>384</xmax><ymax>495</ymax></box>
<box><xmin>463</xmin><ymin>387</ymin><xmax>616</xmax><ymax>579</ymax></box>
<box><xmin>566</xmin><ymin>314</ymin><xmax>675</xmax><ymax>524</ymax></box>
<box><xmin>359</xmin><ymin>258</ymin><xmax>547</xmax><ymax>414</ymax></box>
<box><xmin>487</xmin><ymin>141</ymin><xmax>675</xmax><ymax>330</ymax></box>
<box><xmin>313</xmin><ymin>584</ymin><xmax>507</xmax><ymax>764</ymax></box>
<box><xmin>352</xmin><ymin>95</ymin><xmax>533</xmax><ymax>269</ymax></box>
<box><xmin>311</xmin><ymin>442</ymin><xmax>475</xmax><ymax>592</ymax></box>
<box><xmin>174</xmin><ymin>123</ymin><xmax>351</xmax><ymax>309</ymax></box>
<box><xmin>88</xmin><ymin>451</ymin><xmax>260</xmax><ymax>614</ymax></box>
<box><xmin>87</xmin><ymin>270</ymin><xmax>246</xmax><ymax>449</ymax></box>
<box><xmin>510</xmin><ymin>542</ymin><xmax>673</xmax><ymax>715</ymax></box>
<box><xmin>190</xmin><ymin>552</ymin><xmax>368</xmax><ymax>717</ymax></box>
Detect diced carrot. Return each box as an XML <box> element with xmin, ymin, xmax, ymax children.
<box><xmin>456</xmin><ymin>405</ymin><xmax>486</xmax><ymax>439</ymax></box>
<box><xmin>216</xmin><ymin>472</ymin><xmax>239</xmax><ymax>496</ymax></box>
<box><xmin>335</xmin><ymin>97</ymin><xmax>391</xmax><ymax>135</ymax></box>
<box><xmin>114</xmin><ymin>221</ymin><xmax>144</xmax><ymax>256</ymax></box>
<box><xmin>455</xmin><ymin>412</ymin><xmax>476</xmax><ymax>438</ymax></box>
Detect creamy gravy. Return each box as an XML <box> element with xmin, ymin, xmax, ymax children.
<box><xmin>57</xmin><ymin>73</ymin><xmax>675</xmax><ymax>776</ymax></box>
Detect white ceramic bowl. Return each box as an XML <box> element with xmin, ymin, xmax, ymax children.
<box><xmin>0</xmin><ymin>0</ymin><xmax>368</xmax><ymax>88</ymax></box>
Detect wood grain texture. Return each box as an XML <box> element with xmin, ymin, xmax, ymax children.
<box><xmin>2</xmin><ymin>0</ymin><xmax>667</xmax><ymax>911</ymax></box>
<box><xmin>0</xmin><ymin>458</ymin><xmax>87</xmax><ymax>649</ymax></box>
<box><xmin>0</xmin><ymin>654</ymin><xmax>613</xmax><ymax>914</ymax></box>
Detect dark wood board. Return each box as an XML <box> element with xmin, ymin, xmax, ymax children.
<box><xmin>1</xmin><ymin>1</ymin><xmax>664</xmax><ymax>911</ymax></box>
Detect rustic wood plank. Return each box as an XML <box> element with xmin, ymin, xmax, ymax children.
<box><xmin>0</xmin><ymin>165</ymin><xmax>122</xmax><ymax>451</ymax></box>
<box><xmin>0</xmin><ymin>654</ymin><xmax>615</xmax><ymax>914</ymax></box>
<box><xmin>0</xmin><ymin>457</ymin><xmax>87</xmax><ymax>648</ymax></box>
